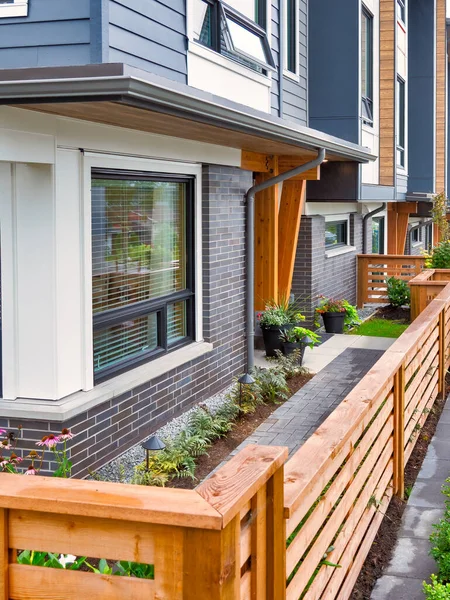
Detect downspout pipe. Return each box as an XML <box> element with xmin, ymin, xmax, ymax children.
<box><xmin>244</xmin><ymin>147</ymin><xmax>326</xmax><ymax>374</ymax></box>
<box><xmin>362</xmin><ymin>202</ymin><xmax>386</xmax><ymax>254</ymax></box>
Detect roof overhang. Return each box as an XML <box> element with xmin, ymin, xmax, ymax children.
<box><xmin>0</xmin><ymin>63</ymin><xmax>376</xmax><ymax>163</ymax></box>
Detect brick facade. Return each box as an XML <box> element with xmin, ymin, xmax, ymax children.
<box><xmin>292</xmin><ymin>212</ymin><xmax>365</xmax><ymax>324</ymax></box>
<box><xmin>2</xmin><ymin>165</ymin><xmax>251</xmax><ymax>477</ymax></box>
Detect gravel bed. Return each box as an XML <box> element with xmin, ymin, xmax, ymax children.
<box><xmin>95</xmin><ymin>383</ymin><xmax>235</xmax><ymax>483</ymax></box>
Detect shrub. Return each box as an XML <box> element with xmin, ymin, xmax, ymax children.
<box><xmin>386</xmin><ymin>276</ymin><xmax>410</xmax><ymax>307</ymax></box>
<box><xmin>251</xmin><ymin>367</ymin><xmax>289</xmax><ymax>404</ymax></box>
<box><xmin>424</xmin><ymin>575</ymin><xmax>450</xmax><ymax>599</ymax></box>
<box><xmin>426</xmin><ymin>241</ymin><xmax>450</xmax><ymax>269</ymax></box>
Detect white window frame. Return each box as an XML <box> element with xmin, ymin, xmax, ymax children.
<box><xmin>324</xmin><ymin>214</ymin><xmax>357</xmax><ymax>258</ymax></box>
<box><xmin>0</xmin><ymin>0</ymin><xmax>28</xmax><ymax>18</ymax></box>
<box><xmin>81</xmin><ymin>153</ymin><xmax>203</xmax><ymax>391</ymax></box>
<box><xmin>283</xmin><ymin>0</ymin><xmax>300</xmax><ymax>81</ymax></box>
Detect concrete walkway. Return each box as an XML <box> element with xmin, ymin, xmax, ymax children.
<box><xmin>371</xmin><ymin>396</ymin><xmax>450</xmax><ymax>599</ymax></box>
<box><xmin>255</xmin><ymin>333</ymin><xmax>394</xmax><ymax>374</ymax></box>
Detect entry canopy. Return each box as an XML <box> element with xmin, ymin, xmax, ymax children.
<box><xmin>0</xmin><ymin>63</ymin><xmax>376</xmax><ymax>164</ymax></box>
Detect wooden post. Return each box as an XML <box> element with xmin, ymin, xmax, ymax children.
<box><xmin>357</xmin><ymin>256</ymin><xmax>368</xmax><ymax>308</ymax></box>
<box><xmin>0</xmin><ymin>509</ymin><xmax>8</xmax><ymax>600</ymax></box>
<box><xmin>278</xmin><ymin>180</ymin><xmax>306</xmax><ymax>300</ymax></box>
<box><xmin>393</xmin><ymin>366</ymin><xmax>405</xmax><ymax>498</ymax></box>
<box><xmin>439</xmin><ymin>309</ymin><xmax>446</xmax><ymax>399</ymax></box>
<box><xmin>266</xmin><ymin>467</ymin><xmax>286</xmax><ymax>600</ymax></box>
<box><xmin>251</xmin><ymin>486</ymin><xmax>267</xmax><ymax>600</ymax></box>
<box><xmin>254</xmin><ymin>157</ymin><xmax>279</xmax><ymax>311</ymax></box>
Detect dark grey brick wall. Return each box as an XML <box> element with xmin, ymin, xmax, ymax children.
<box><xmin>3</xmin><ymin>165</ymin><xmax>251</xmax><ymax>478</ymax></box>
<box><xmin>292</xmin><ymin>212</ymin><xmax>364</xmax><ymax>324</ymax></box>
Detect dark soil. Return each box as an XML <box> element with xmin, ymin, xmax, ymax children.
<box><xmin>170</xmin><ymin>371</ymin><xmax>312</xmax><ymax>490</ymax></box>
<box><xmin>374</xmin><ymin>305</ymin><xmax>411</xmax><ymax>323</ymax></box>
<box><xmin>350</xmin><ymin>376</ymin><xmax>449</xmax><ymax>599</ymax></box>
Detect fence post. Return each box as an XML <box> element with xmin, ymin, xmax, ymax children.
<box><xmin>0</xmin><ymin>509</ymin><xmax>8</xmax><ymax>600</ymax></box>
<box><xmin>357</xmin><ymin>257</ymin><xmax>368</xmax><ymax>308</ymax></box>
<box><xmin>196</xmin><ymin>445</ymin><xmax>288</xmax><ymax>600</ymax></box>
<box><xmin>393</xmin><ymin>365</ymin><xmax>405</xmax><ymax>498</ymax></box>
<box><xmin>439</xmin><ymin>309</ymin><xmax>446</xmax><ymax>399</ymax></box>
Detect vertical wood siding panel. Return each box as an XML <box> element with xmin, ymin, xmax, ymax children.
<box><xmin>379</xmin><ymin>0</ymin><xmax>396</xmax><ymax>186</ymax></box>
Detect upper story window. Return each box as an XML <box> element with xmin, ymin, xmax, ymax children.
<box><xmin>397</xmin><ymin>0</ymin><xmax>405</xmax><ymax>24</ymax></box>
<box><xmin>284</xmin><ymin>0</ymin><xmax>298</xmax><ymax>76</ymax></box>
<box><xmin>91</xmin><ymin>171</ymin><xmax>195</xmax><ymax>382</ymax></box>
<box><xmin>193</xmin><ymin>0</ymin><xmax>275</xmax><ymax>73</ymax></box>
<box><xmin>0</xmin><ymin>0</ymin><xmax>28</xmax><ymax>17</ymax></box>
<box><xmin>361</xmin><ymin>7</ymin><xmax>373</xmax><ymax>126</ymax></box>
<box><xmin>396</xmin><ymin>76</ymin><xmax>406</xmax><ymax>168</ymax></box>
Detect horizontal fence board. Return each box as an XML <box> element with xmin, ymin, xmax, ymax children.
<box><xmin>285</xmin><ymin>379</ymin><xmax>394</xmax><ymax>536</ymax></box>
<box><xmin>240</xmin><ymin>522</ymin><xmax>251</xmax><ymax>569</ymax></box>
<box><xmin>405</xmin><ymin>350</ymin><xmax>439</xmax><ymax>416</ymax></box>
<box><xmin>286</xmin><ymin>432</ymin><xmax>393</xmax><ymax>598</ymax></box>
<box><xmin>9</xmin><ymin>564</ymin><xmax>155</xmax><ymax>600</ymax></box>
<box><xmin>405</xmin><ymin>382</ymin><xmax>439</xmax><ymax>463</ymax></box>
<box><xmin>405</xmin><ymin>325</ymin><xmax>439</xmax><ymax>380</ymax></box>
<box><xmin>9</xmin><ymin>510</ymin><xmax>170</xmax><ymax>564</ymax></box>
<box><xmin>305</xmin><ymin>453</ymin><xmax>393</xmax><ymax>600</ymax></box>
<box><xmin>405</xmin><ymin>375</ymin><xmax>439</xmax><ymax>446</ymax></box>
<box><xmin>286</xmin><ymin>399</ymin><xmax>393</xmax><ymax>576</ymax></box>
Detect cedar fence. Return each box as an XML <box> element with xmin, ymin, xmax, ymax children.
<box><xmin>1</xmin><ymin>283</ymin><xmax>450</xmax><ymax>599</ymax></box>
<box><xmin>357</xmin><ymin>254</ymin><xmax>425</xmax><ymax>307</ymax></box>
<box><xmin>410</xmin><ymin>269</ymin><xmax>450</xmax><ymax>320</ymax></box>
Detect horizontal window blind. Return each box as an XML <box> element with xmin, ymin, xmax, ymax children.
<box><xmin>91</xmin><ymin>172</ymin><xmax>194</xmax><ymax>381</ymax></box>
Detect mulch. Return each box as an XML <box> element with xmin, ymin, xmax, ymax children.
<box><xmin>170</xmin><ymin>371</ymin><xmax>312</xmax><ymax>490</ymax></box>
<box><xmin>350</xmin><ymin>377</ymin><xmax>449</xmax><ymax>599</ymax></box>
<box><xmin>374</xmin><ymin>305</ymin><xmax>411</xmax><ymax>323</ymax></box>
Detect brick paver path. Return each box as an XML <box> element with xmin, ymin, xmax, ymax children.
<box><xmin>227</xmin><ymin>347</ymin><xmax>384</xmax><ymax>461</ymax></box>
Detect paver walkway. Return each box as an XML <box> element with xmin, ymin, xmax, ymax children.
<box><xmin>231</xmin><ymin>346</ymin><xmax>385</xmax><ymax>460</ymax></box>
<box><xmin>371</xmin><ymin>396</ymin><xmax>450</xmax><ymax>599</ymax></box>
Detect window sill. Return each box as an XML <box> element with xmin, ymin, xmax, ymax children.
<box><xmin>283</xmin><ymin>69</ymin><xmax>300</xmax><ymax>82</ymax></box>
<box><xmin>0</xmin><ymin>341</ymin><xmax>214</xmax><ymax>421</ymax></box>
<box><xmin>325</xmin><ymin>245</ymin><xmax>357</xmax><ymax>258</ymax></box>
<box><xmin>188</xmin><ymin>41</ymin><xmax>272</xmax><ymax>87</ymax></box>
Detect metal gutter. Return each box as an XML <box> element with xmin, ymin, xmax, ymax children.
<box><xmin>0</xmin><ymin>73</ymin><xmax>377</xmax><ymax>163</ymax></box>
<box><xmin>245</xmin><ymin>148</ymin><xmax>326</xmax><ymax>374</ymax></box>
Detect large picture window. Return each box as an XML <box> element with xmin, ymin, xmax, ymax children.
<box><xmin>193</xmin><ymin>0</ymin><xmax>275</xmax><ymax>73</ymax></box>
<box><xmin>91</xmin><ymin>171</ymin><xmax>195</xmax><ymax>382</ymax></box>
<box><xmin>361</xmin><ymin>7</ymin><xmax>373</xmax><ymax>126</ymax></box>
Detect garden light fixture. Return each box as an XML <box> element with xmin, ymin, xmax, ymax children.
<box><xmin>238</xmin><ymin>373</ymin><xmax>255</xmax><ymax>408</ymax></box>
<box><xmin>142</xmin><ymin>435</ymin><xmax>166</xmax><ymax>471</ymax></box>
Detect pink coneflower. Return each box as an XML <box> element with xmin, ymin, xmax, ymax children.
<box><xmin>0</xmin><ymin>460</ymin><xmax>7</xmax><ymax>468</ymax></box>
<box><xmin>0</xmin><ymin>429</ymin><xmax>6</xmax><ymax>436</ymax></box>
<box><xmin>24</xmin><ymin>466</ymin><xmax>36</xmax><ymax>475</ymax></box>
<box><xmin>59</xmin><ymin>428</ymin><xmax>74</xmax><ymax>441</ymax></box>
<box><xmin>1</xmin><ymin>440</ymin><xmax>11</xmax><ymax>450</ymax></box>
<box><xmin>36</xmin><ymin>434</ymin><xmax>59</xmax><ymax>448</ymax></box>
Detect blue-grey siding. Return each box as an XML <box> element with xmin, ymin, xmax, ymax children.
<box><xmin>0</xmin><ymin>0</ymin><xmax>91</xmax><ymax>69</ymax></box>
<box><xmin>271</xmin><ymin>0</ymin><xmax>308</xmax><ymax>125</ymax></box>
<box><xmin>108</xmin><ymin>0</ymin><xmax>187</xmax><ymax>83</ymax></box>
<box><xmin>408</xmin><ymin>0</ymin><xmax>436</xmax><ymax>193</ymax></box>
<box><xmin>308</xmin><ymin>0</ymin><xmax>359</xmax><ymax>143</ymax></box>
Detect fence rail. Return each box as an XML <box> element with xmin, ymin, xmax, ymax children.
<box><xmin>409</xmin><ymin>269</ymin><xmax>450</xmax><ymax>320</ymax></box>
<box><xmin>357</xmin><ymin>254</ymin><xmax>425</xmax><ymax>307</ymax></box>
<box><xmin>2</xmin><ymin>277</ymin><xmax>450</xmax><ymax>599</ymax></box>
<box><xmin>283</xmin><ymin>282</ymin><xmax>450</xmax><ymax>599</ymax></box>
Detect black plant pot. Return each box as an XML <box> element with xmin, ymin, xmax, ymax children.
<box><xmin>261</xmin><ymin>324</ymin><xmax>293</xmax><ymax>357</ymax></box>
<box><xmin>281</xmin><ymin>341</ymin><xmax>306</xmax><ymax>365</ymax></box>
<box><xmin>321</xmin><ymin>312</ymin><xmax>346</xmax><ymax>334</ymax></box>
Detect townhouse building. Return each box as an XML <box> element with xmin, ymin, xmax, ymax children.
<box><xmin>0</xmin><ymin>0</ymin><xmax>444</xmax><ymax>474</ymax></box>
<box><xmin>292</xmin><ymin>0</ymin><xmax>448</xmax><ymax>317</ymax></box>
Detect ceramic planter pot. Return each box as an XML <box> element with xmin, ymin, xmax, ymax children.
<box><xmin>321</xmin><ymin>312</ymin><xmax>346</xmax><ymax>334</ymax></box>
<box><xmin>281</xmin><ymin>341</ymin><xmax>306</xmax><ymax>365</ymax></box>
<box><xmin>261</xmin><ymin>324</ymin><xmax>293</xmax><ymax>357</ymax></box>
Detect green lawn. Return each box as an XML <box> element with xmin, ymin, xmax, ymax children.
<box><xmin>348</xmin><ymin>318</ymin><xmax>409</xmax><ymax>338</ymax></box>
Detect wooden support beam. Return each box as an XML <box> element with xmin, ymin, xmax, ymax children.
<box><xmin>254</xmin><ymin>157</ymin><xmax>279</xmax><ymax>310</ymax></box>
<box><xmin>387</xmin><ymin>204</ymin><xmax>398</xmax><ymax>254</ymax></box>
<box><xmin>387</xmin><ymin>203</ymin><xmax>414</xmax><ymax>254</ymax></box>
<box><xmin>396</xmin><ymin>212</ymin><xmax>409</xmax><ymax>254</ymax></box>
<box><xmin>241</xmin><ymin>151</ymin><xmax>272</xmax><ymax>173</ymax></box>
<box><xmin>278</xmin><ymin>180</ymin><xmax>306</xmax><ymax>299</ymax></box>
<box><xmin>278</xmin><ymin>156</ymin><xmax>320</xmax><ymax>181</ymax></box>
<box><xmin>396</xmin><ymin>202</ymin><xmax>418</xmax><ymax>214</ymax></box>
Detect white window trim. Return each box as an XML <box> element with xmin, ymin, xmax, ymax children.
<box><xmin>0</xmin><ymin>0</ymin><xmax>28</xmax><ymax>18</ymax></box>
<box><xmin>186</xmin><ymin>0</ymin><xmax>272</xmax><ymax>82</ymax></box>
<box><xmin>81</xmin><ymin>153</ymin><xmax>203</xmax><ymax>392</ymax></box>
<box><xmin>324</xmin><ymin>214</ymin><xmax>356</xmax><ymax>257</ymax></box>
<box><xmin>282</xmin><ymin>0</ymin><xmax>300</xmax><ymax>81</ymax></box>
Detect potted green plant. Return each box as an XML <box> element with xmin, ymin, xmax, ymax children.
<box><xmin>257</xmin><ymin>298</ymin><xmax>306</xmax><ymax>357</ymax></box>
<box><xmin>315</xmin><ymin>296</ymin><xmax>360</xmax><ymax>334</ymax></box>
<box><xmin>279</xmin><ymin>327</ymin><xmax>320</xmax><ymax>364</ymax></box>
